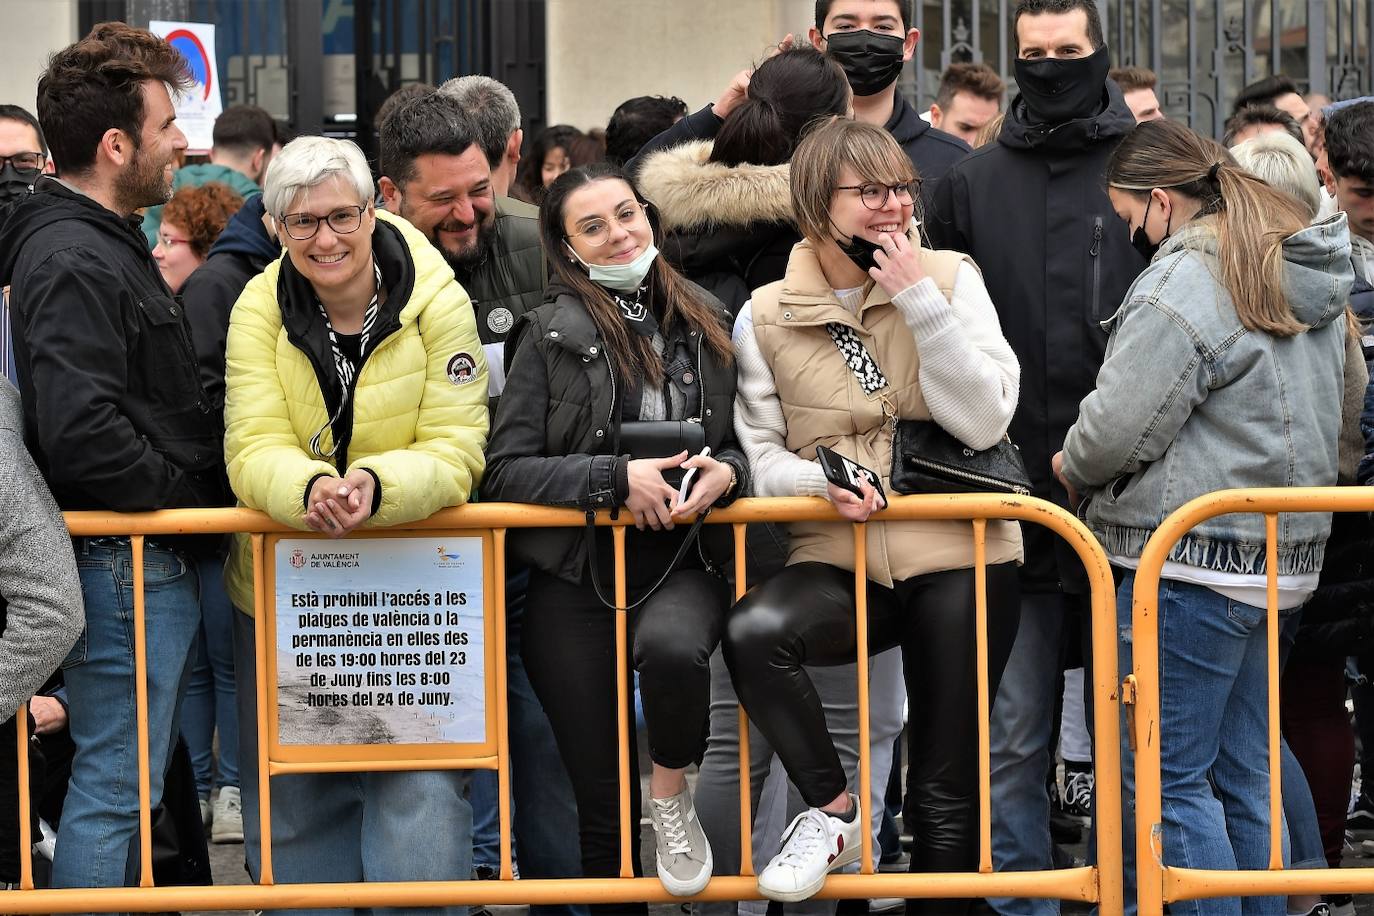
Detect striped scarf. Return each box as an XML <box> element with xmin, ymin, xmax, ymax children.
<box><xmin>310</xmin><ymin>261</ymin><xmax>383</xmax><ymax>459</ymax></box>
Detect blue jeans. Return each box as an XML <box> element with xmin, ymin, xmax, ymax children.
<box><xmin>233</xmin><ymin>607</ymin><xmax>472</xmax><ymax>916</ymax></box>
<box><xmin>269</xmin><ymin>769</ymin><xmax>472</xmax><ymax>916</ymax></box>
<box><xmin>988</xmin><ymin>592</ymin><xmax>1072</xmax><ymax>916</ymax></box>
<box><xmin>1117</xmin><ymin>572</ymin><xmax>1287</xmax><ymax>916</ymax></box>
<box><xmin>52</xmin><ymin>539</ymin><xmax>200</xmax><ymax>889</ymax></box>
<box><xmin>183</xmin><ymin>553</ymin><xmax>238</xmax><ymax>796</ymax></box>
<box><xmin>470</xmin><ymin>770</ymin><xmax>504</xmax><ymax>870</ymax></box>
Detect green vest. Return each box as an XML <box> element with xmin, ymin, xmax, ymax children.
<box><xmin>460</xmin><ymin>196</ymin><xmax>547</xmax><ymax>346</ymax></box>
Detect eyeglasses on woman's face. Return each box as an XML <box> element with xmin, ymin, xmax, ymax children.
<box><xmin>566</xmin><ymin>201</ymin><xmax>649</xmax><ymax>248</ymax></box>
<box><xmin>277</xmin><ymin>204</ymin><xmax>369</xmax><ymax>241</ymax></box>
<box><xmin>835</xmin><ymin>179</ymin><xmax>922</xmax><ymax>211</ymax></box>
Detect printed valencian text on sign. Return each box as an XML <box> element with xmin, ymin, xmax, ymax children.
<box><xmin>274</xmin><ymin>537</ymin><xmax>486</xmax><ymax>745</ymax></box>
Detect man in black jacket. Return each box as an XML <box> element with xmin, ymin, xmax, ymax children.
<box><xmin>628</xmin><ymin>0</ymin><xmax>969</xmax><ymax>199</ymax></box>
<box><xmin>809</xmin><ymin>0</ymin><xmax>970</xmax><ymax>192</ymax></box>
<box><xmin>926</xmin><ymin>2</ymin><xmax>1145</xmax><ymax>912</ymax></box>
<box><xmin>0</xmin><ymin>23</ymin><xmax>230</xmax><ymax>890</ymax></box>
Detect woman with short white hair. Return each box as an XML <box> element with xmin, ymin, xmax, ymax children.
<box><xmin>222</xmin><ymin>135</ymin><xmax>489</xmax><ymax>912</ymax></box>
<box><xmin>1230</xmin><ymin>130</ymin><xmax>1323</xmax><ymax>219</ymax></box>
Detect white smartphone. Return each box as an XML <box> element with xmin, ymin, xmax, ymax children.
<box><xmin>678</xmin><ymin>446</ymin><xmax>711</xmax><ymax>504</ymax></box>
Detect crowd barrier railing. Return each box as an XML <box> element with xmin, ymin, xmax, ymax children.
<box><xmin>4</xmin><ymin>494</ymin><xmax>1122</xmax><ymax>913</ymax></box>
<box><xmin>1129</xmin><ymin>487</ymin><xmax>1374</xmax><ymax>915</ymax></box>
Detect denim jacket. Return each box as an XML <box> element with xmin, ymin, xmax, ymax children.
<box><xmin>1061</xmin><ymin>213</ymin><xmax>1355</xmax><ymax>576</ymax></box>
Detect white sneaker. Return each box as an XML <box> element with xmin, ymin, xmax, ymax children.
<box><xmin>648</xmin><ymin>785</ymin><xmax>713</xmax><ymax>896</ymax></box>
<box><xmin>199</xmin><ymin>797</ymin><xmax>211</xmax><ymax>831</ymax></box>
<box><xmin>757</xmin><ymin>797</ymin><xmax>862</xmax><ymax>902</ymax></box>
<box><xmin>211</xmin><ymin>786</ymin><xmax>244</xmax><ymax>844</ymax></box>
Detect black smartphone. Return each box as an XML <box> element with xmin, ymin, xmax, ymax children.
<box><xmin>816</xmin><ymin>446</ymin><xmax>887</xmax><ymax>507</ymax></box>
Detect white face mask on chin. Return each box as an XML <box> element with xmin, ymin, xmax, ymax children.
<box><xmin>568</xmin><ymin>240</ymin><xmax>660</xmax><ymax>292</ymax></box>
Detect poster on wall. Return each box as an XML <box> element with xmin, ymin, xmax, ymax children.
<box><xmin>273</xmin><ymin>536</ymin><xmax>487</xmax><ymax>746</ymax></box>
<box><xmin>150</xmin><ymin>21</ymin><xmax>223</xmax><ymax>154</ymax></box>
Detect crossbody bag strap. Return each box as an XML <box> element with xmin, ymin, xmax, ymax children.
<box><xmin>583</xmin><ymin>510</ymin><xmax>708</xmax><ymax>611</ymax></box>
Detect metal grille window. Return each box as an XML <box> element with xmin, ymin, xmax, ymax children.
<box><xmin>894</xmin><ymin>0</ymin><xmax>1372</xmax><ymax>136</ymax></box>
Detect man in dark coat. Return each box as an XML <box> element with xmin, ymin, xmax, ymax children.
<box><xmin>926</xmin><ymin>2</ymin><xmax>1146</xmax><ymax>912</ymax></box>
<box><xmin>808</xmin><ymin>0</ymin><xmax>970</xmax><ymax>195</ymax></box>
<box><xmin>178</xmin><ymin>192</ymin><xmax>280</xmax><ymax>412</ymax></box>
<box><xmin>629</xmin><ymin>1</ymin><xmax>968</xmax><ymax>202</ymax></box>
<box><xmin>378</xmin><ymin>91</ymin><xmax>546</xmax><ymax>402</ymax></box>
<box><xmin>0</xmin><ymin>23</ymin><xmax>231</xmax><ymax>891</ymax></box>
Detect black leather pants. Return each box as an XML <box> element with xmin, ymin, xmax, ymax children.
<box><xmin>723</xmin><ymin>561</ymin><xmax>1020</xmax><ymax>911</ymax></box>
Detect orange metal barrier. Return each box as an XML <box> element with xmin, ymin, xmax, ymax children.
<box><xmin>1130</xmin><ymin>487</ymin><xmax>1374</xmax><ymax>915</ymax></box>
<box><xmin>5</xmin><ymin>494</ymin><xmax>1122</xmax><ymax>913</ymax></box>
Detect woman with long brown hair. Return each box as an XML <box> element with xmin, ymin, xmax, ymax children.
<box><xmin>482</xmin><ymin>163</ymin><xmax>748</xmax><ymax>905</ymax></box>
<box><xmin>1056</xmin><ymin>118</ymin><xmax>1354</xmax><ymax>916</ymax></box>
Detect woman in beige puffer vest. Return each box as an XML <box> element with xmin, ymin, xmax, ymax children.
<box><xmin>723</xmin><ymin>118</ymin><xmax>1023</xmax><ymax>911</ymax></box>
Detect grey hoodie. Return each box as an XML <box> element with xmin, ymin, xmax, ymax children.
<box><xmin>1062</xmin><ymin>213</ymin><xmax>1355</xmax><ymax>576</ymax></box>
<box><xmin>0</xmin><ymin>378</ymin><xmax>83</xmax><ymax>716</ymax></box>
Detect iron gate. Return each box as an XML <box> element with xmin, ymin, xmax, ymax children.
<box><xmin>353</xmin><ymin>0</ymin><xmax>545</xmax><ymax>169</ymax></box>
<box><xmin>899</xmin><ymin>0</ymin><xmax>1373</xmax><ymax>135</ymax></box>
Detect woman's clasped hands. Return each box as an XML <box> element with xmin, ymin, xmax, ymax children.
<box><xmin>305</xmin><ymin>469</ymin><xmax>377</xmax><ymax>538</ymax></box>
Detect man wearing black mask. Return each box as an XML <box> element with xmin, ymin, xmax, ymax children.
<box><xmin>810</xmin><ymin>0</ymin><xmax>969</xmax><ymax>196</ymax></box>
<box><xmin>0</xmin><ymin>106</ymin><xmax>53</xmax><ymax>216</ymax></box>
<box><xmin>0</xmin><ymin>105</ymin><xmax>55</xmax><ymax>383</ymax></box>
<box><xmin>629</xmin><ymin>1</ymin><xmax>968</xmax><ymax>207</ymax></box>
<box><xmin>926</xmin><ymin>2</ymin><xmax>1145</xmax><ymax>914</ymax></box>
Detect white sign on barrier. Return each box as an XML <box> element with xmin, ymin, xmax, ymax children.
<box><xmin>273</xmin><ymin>536</ymin><xmax>486</xmax><ymax>746</ymax></box>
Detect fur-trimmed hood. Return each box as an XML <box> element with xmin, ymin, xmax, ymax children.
<box><xmin>637</xmin><ymin>140</ymin><xmax>793</xmax><ymax>232</ymax></box>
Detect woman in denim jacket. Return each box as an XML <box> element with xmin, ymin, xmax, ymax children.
<box><xmin>1054</xmin><ymin>119</ymin><xmax>1354</xmax><ymax>916</ymax></box>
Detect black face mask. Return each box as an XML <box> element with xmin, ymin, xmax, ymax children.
<box><xmin>1130</xmin><ymin>194</ymin><xmax>1171</xmax><ymax>262</ymax></box>
<box><xmin>1013</xmin><ymin>44</ymin><xmax>1111</xmax><ymax>124</ymax></box>
<box><xmin>0</xmin><ymin>162</ymin><xmax>38</xmax><ymax>208</ymax></box>
<box><xmin>838</xmin><ymin>233</ymin><xmax>884</xmax><ymax>271</ymax></box>
<box><xmin>825</xmin><ymin>29</ymin><xmax>906</xmax><ymax>97</ymax></box>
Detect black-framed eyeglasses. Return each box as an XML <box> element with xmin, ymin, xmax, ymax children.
<box><xmin>836</xmin><ymin>180</ymin><xmax>922</xmax><ymax>211</ymax></box>
<box><xmin>0</xmin><ymin>152</ymin><xmax>45</xmax><ymax>173</ymax></box>
<box><xmin>278</xmin><ymin>204</ymin><xmax>368</xmax><ymax>241</ymax></box>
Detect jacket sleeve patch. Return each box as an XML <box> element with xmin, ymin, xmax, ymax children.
<box><xmin>445</xmin><ymin>352</ymin><xmax>479</xmax><ymax>386</ymax></box>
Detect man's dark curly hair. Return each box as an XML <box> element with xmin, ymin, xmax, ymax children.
<box><xmin>1324</xmin><ymin>101</ymin><xmax>1374</xmax><ymax>183</ymax></box>
<box><xmin>38</xmin><ymin>22</ymin><xmax>193</xmax><ymax>175</ymax></box>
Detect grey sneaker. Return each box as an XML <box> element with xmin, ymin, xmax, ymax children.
<box><xmin>648</xmin><ymin>785</ymin><xmax>712</xmax><ymax>896</ymax></box>
<box><xmin>211</xmin><ymin>786</ymin><xmax>244</xmax><ymax>844</ymax></box>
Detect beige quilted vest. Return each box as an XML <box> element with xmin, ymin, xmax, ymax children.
<box><xmin>750</xmin><ymin>240</ymin><xmax>1022</xmax><ymax>587</ymax></box>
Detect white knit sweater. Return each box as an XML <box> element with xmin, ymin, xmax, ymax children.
<box><xmin>732</xmin><ymin>265</ymin><xmax>1020</xmax><ymax>499</ymax></box>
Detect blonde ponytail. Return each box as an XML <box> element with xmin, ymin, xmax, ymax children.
<box><xmin>1107</xmin><ymin>120</ymin><xmax>1311</xmax><ymax>337</ymax></box>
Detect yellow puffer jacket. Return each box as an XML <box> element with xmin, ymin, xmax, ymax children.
<box><xmin>222</xmin><ymin>210</ymin><xmax>489</xmax><ymax>614</ymax></box>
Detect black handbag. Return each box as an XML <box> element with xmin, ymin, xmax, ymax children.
<box><xmin>617</xmin><ymin>421</ymin><xmax>706</xmax><ymax>489</ymax></box>
<box><xmin>584</xmin><ymin>419</ymin><xmax>710</xmax><ymax>610</ymax></box>
<box><xmin>890</xmin><ymin>419</ymin><xmax>1032</xmax><ymax>496</ymax></box>
<box><xmin>821</xmin><ymin>315</ymin><xmax>1031</xmax><ymax>497</ymax></box>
